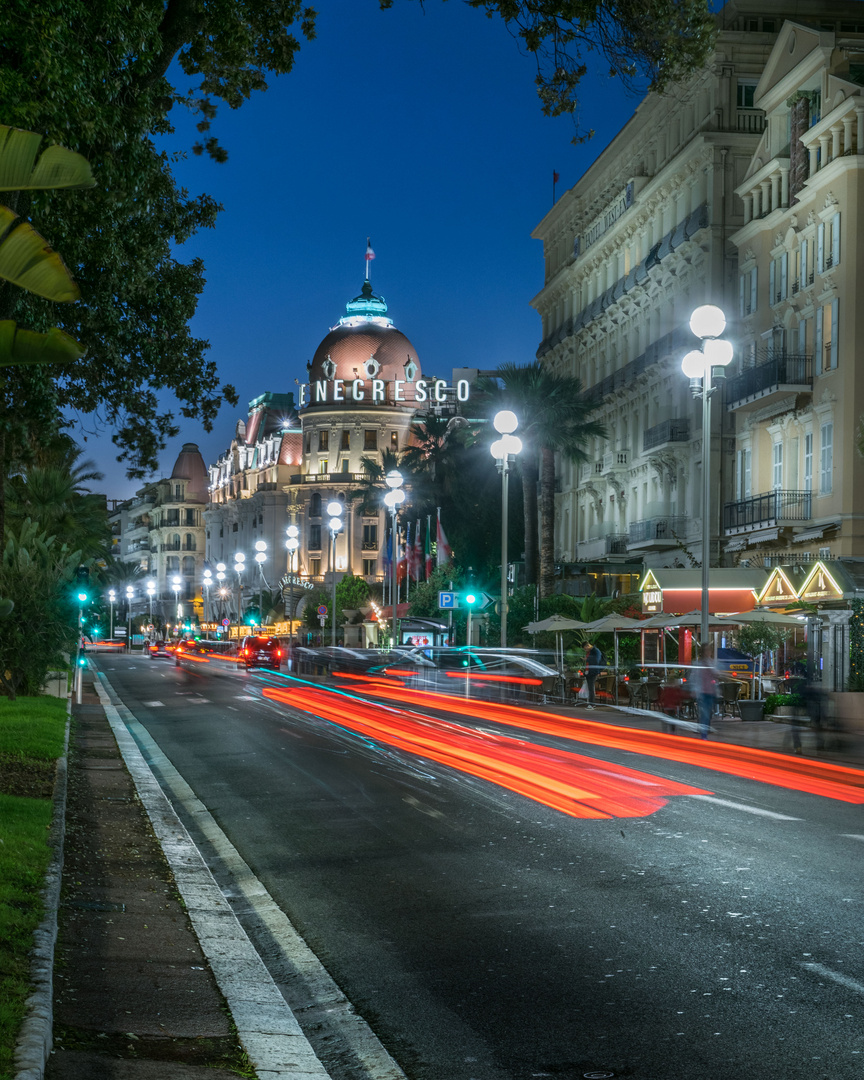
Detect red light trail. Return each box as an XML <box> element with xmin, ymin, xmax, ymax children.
<box><xmin>262</xmin><ymin>685</ymin><xmax>710</xmax><ymax>819</ymax></box>
<box><xmin>343</xmin><ymin>679</ymin><xmax>864</xmax><ymax>805</ymax></box>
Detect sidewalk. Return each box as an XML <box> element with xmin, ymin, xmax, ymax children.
<box><xmin>23</xmin><ymin>672</ymin><xmax>332</xmax><ymax>1080</ymax></box>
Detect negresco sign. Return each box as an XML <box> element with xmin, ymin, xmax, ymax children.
<box><xmin>573</xmin><ymin>182</ymin><xmax>634</xmax><ymax>259</ymax></box>
<box><xmin>299</xmin><ymin>378</ymin><xmax>470</xmax><ymax>407</ymax></box>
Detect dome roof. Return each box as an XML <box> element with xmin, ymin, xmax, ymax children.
<box><xmin>307</xmin><ymin>281</ymin><xmax>422</xmax><ymax>407</ymax></box>
<box><xmin>170</xmin><ymin>443</ymin><xmax>209</xmax><ymax>504</ymax></box>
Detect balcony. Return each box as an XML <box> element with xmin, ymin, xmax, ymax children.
<box><xmin>602</xmin><ymin>449</ymin><xmax>630</xmax><ymax>472</ymax></box>
<box><xmin>643</xmin><ymin>418</ymin><xmax>690</xmax><ymax>453</ymax></box>
<box><xmin>723</xmin><ymin>490</ymin><xmax>812</xmax><ymax>534</ymax></box>
<box><xmin>725</xmin><ymin>352</ymin><xmax>812</xmax><ymax>412</ymax></box>
<box><xmin>579</xmin><ymin>461</ymin><xmax>604</xmax><ymax>483</ymax></box>
<box><xmin>575</xmin><ymin>534</ymin><xmax>631</xmax><ymax>561</ymax></box>
<box><xmin>628</xmin><ymin>516</ymin><xmax>690</xmax><ymax>548</ymax></box>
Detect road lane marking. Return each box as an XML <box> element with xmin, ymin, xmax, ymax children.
<box><xmin>234</xmin><ymin>695</ymin><xmax>256</xmax><ymax>700</ymax></box>
<box><xmin>841</xmin><ymin>834</ymin><xmax>864</xmax><ymax>842</ymax></box>
<box><xmin>688</xmin><ymin>794</ymin><xmax>800</xmax><ymax>820</ymax></box>
<box><xmin>801</xmin><ymin>962</ymin><xmax>864</xmax><ymax>996</ymax></box>
<box><xmin>142</xmin><ymin>701</ymin><xmax>165</xmax><ymax>707</ymax></box>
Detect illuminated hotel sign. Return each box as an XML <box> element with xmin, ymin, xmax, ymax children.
<box><xmin>574</xmin><ymin>182</ymin><xmax>634</xmax><ymax>258</ymax></box>
<box><xmin>641</xmin><ymin>571</ymin><xmax>663</xmax><ymax>613</ymax></box>
<box><xmin>759</xmin><ymin>567</ymin><xmax>799</xmax><ymax>606</ymax></box>
<box><xmin>299</xmin><ymin>378</ymin><xmax>471</xmax><ymax>408</ymax></box>
<box><xmin>799</xmin><ymin>563</ymin><xmax>843</xmax><ymax>603</ymax></box>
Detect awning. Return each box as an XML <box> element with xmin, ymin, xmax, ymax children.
<box><xmin>792</xmin><ymin>524</ymin><xmax>837</xmax><ymax>544</ymax></box>
<box><xmin>724</xmin><ymin>537</ymin><xmax>749</xmax><ymax>552</ymax></box>
<box><xmin>747</xmin><ymin>528</ymin><xmax>780</xmax><ymax>545</ymax></box>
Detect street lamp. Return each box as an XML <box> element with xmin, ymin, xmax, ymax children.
<box><xmin>145</xmin><ymin>579</ymin><xmax>155</xmax><ymax>629</ymax></box>
<box><xmin>383</xmin><ymin>470</ymin><xmax>405</xmax><ymax>648</ymax></box>
<box><xmin>125</xmin><ymin>585</ymin><xmax>134</xmax><ymax>652</ymax></box>
<box><xmin>254</xmin><ymin>540</ymin><xmax>268</xmax><ymax>625</ymax></box>
<box><xmin>171</xmin><ymin>574</ymin><xmax>183</xmax><ymax>626</ymax></box>
<box><xmin>108</xmin><ymin>588</ymin><xmax>116</xmax><ymax>640</ymax></box>
<box><xmin>681</xmin><ymin>304</ymin><xmax>734</xmax><ymax>653</ymax></box>
<box><xmin>327</xmin><ymin>501</ymin><xmax>343</xmax><ymax>647</ymax></box>
<box><xmin>233</xmin><ymin>552</ymin><xmax>245</xmax><ymax>628</ymax></box>
<box><xmin>490</xmin><ymin>410</ymin><xmax>522</xmax><ymax>648</ymax></box>
<box><xmin>202</xmin><ymin>568</ymin><xmax>212</xmax><ymax>622</ymax></box>
<box><xmin>285</xmin><ymin>526</ymin><xmax>300</xmax><ymax>635</ymax></box>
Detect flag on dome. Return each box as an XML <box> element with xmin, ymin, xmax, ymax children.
<box><xmin>365</xmin><ymin>238</ymin><xmax>375</xmax><ymax>261</ymax></box>
<box><xmin>436</xmin><ymin>508</ymin><xmax>452</xmax><ymax>566</ymax></box>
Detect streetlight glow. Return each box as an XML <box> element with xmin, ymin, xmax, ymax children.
<box><xmin>491</xmin><ymin>411</ymin><xmax>522</xmax><ymax>648</ymax></box>
<box><xmin>383</xmin><ymin>472</ymin><xmax>404</xmax><ymax>646</ymax></box>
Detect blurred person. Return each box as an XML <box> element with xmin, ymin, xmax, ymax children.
<box><xmin>583</xmin><ymin>640</ymin><xmax>602</xmax><ymax>709</ymax></box>
<box><xmin>802</xmin><ymin>678</ymin><xmax>826</xmax><ymax>751</ymax></box>
<box><xmin>691</xmin><ymin>645</ymin><xmax>721</xmax><ymax>739</ymax></box>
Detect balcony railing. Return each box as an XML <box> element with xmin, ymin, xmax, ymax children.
<box><xmin>606</xmin><ymin>534</ymin><xmax>629</xmax><ymax>555</ymax></box>
<box><xmin>361</xmin><ymin>540</ymin><xmax>379</xmax><ymax>551</ymax></box>
<box><xmin>628</xmin><ymin>516</ymin><xmax>689</xmax><ymax>544</ymax></box>
<box><xmin>602</xmin><ymin>449</ymin><xmax>630</xmax><ymax>471</ymax></box>
<box><xmin>643</xmin><ymin>418</ymin><xmax>690</xmax><ymax>452</ymax></box>
<box><xmin>725</xmin><ymin>352</ymin><xmax>812</xmax><ymax>409</ymax></box>
<box><xmin>723</xmin><ymin>490</ymin><xmax>812</xmax><ymax>532</ymax></box>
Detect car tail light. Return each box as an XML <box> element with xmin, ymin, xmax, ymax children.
<box><xmin>276</xmin><ymin>649</ymin><xmax>282</xmax><ymax>657</ymax></box>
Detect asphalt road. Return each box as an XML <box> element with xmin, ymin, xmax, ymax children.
<box><xmin>94</xmin><ymin>652</ymin><xmax>864</xmax><ymax>1080</ymax></box>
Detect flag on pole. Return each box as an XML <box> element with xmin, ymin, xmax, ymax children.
<box><xmin>365</xmin><ymin>238</ymin><xmax>375</xmax><ymax>261</ymax></box>
<box><xmin>553</xmin><ymin>171</ymin><xmax>560</xmax><ymax>184</ymax></box>
<box><xmin>413</xmin><ymin>518</ymin><xmax>423</xmax><ymax>581</ymax></box>
<box><xmin>436</xmin><ymin>508</ymin><xmax>452</xmax><ymax>566</ymax></box>
<box><xmin>382</xmin><ymin>528</ymin><xmax>392</xmax><ymax>576</ymax></box>
<box><xmin>397</xmin><ymin>528</ymin><xmax>409</xmax><ymax>583</ymax></box>
<box><xmin>425</xmin><ymin>516</ymin><xmax>433</xmax><ymax>579</ymax></box>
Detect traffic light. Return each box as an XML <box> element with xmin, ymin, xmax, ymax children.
<box><xmin>75</xmin><ymin>565</ymin><xmax>90</xmax><ymax>604</ymax></box>
<box><xmin>463</xmin><ymin>591</ymin><xmax>479</xmax><ymax>609</ymax></box>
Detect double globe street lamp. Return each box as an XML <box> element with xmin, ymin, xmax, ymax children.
<box><xmin>490</xmin><ymin>410</ymin><xmax>522</xmax><ymax>648</ymax></box>
<box><xmin>254</xmin><ymin>540</ymin><xmax>268</xmax><ymax>625</ymax></box>
<box><xmin>681</xmin><ymin>305</ymin><xmax>733</xmax><ymax>653</ymax></box>
<box><xmin>383</xmin><ymin>471</ymin><xmax>405</xmax><ymax>648</ymax></box>
<box><xmin>327</xmin><ymin>501</ymin><xmax>343</xmax><ymax>647</ymax></box>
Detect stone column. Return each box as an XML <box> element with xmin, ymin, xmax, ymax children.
<box><xmin>780</xmin><ymin>166</ymin><xmax>790</xmax><ymax>208</ymax></box>
<box><xmin>742</xmin><ymin>193</ymin><xmax>753</xmax><ymax>224</ymax></box>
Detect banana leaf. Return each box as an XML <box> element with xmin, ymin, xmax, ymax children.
<box><xmin>0</xmin><ymin>320</ymin><xmax>85</xmax><ymax>366</ymax></box>
<box><xmin>0</xmin><ymin>205</ymin><xmax>80</xmax><ymax>301</ymax></box>
<box><xmin>0</xmin><ymin>124</ymin><xmax>94</xmax><ymax>191</ymax></box>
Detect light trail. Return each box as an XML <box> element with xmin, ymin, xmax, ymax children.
<box><xmin>262</xmin><ymin>685</ymin><xmax>710</xmax><ymax>819</ymax></box>
<box><xmin>343</xmin><ymin>680</ymin><xmax>864</xmax><ymax>805</ymax></box>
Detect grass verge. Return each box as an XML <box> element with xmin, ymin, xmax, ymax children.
<box><xmin>0</xmin><ymin>695</ymin><xmax>67</xmax><ymax>1080</ymax></box>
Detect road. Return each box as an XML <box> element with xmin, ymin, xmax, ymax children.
<box><xmin>92</xmin><ymin>651</ymin><xmax>864</xmax><ymax>1080</ymax></box>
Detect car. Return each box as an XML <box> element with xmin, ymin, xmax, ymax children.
<box><xmin>238</xmin><ymin>635</ymin><xmax>282</xmax><ymax>670</ymax></box>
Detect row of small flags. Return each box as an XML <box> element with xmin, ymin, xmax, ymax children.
<box><xmin>382</xmin><ymin>510</ymin><xmax>451</xmax><ymax>581</ymax></box>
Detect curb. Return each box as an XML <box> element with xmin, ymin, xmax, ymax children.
<box><xmin>13</xmin><ymin>699</ymin><xmax>71</xmax><ymax>1080</ymax></box>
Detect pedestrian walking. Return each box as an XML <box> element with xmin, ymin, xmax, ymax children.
<box><xmin>583</xmin><ymin>640</ymin><xmax>603</xmax><ymax>709</ymax></box>
<box><xmin>691</xmin><ymin>646</ymin><xmax>721</xmax><ymax>739</ymax></box>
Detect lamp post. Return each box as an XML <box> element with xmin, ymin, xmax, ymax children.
<box><xmin>383</xmin><ymin>471</ymin><xmax>405</xmax><ymax>648</ymax></box>
<box><xmin>490</xmin><ymin>410</ymin><xmax>522</xmax><ymax>648</ymax></box>
<box><xmin>171</xmin><ymin>575</ymin><xmax>183</xmax><ymax>633</ymax></box>
<box><xmin>125</xmin><ymin>585</ymin><xmax>134</xmax><ymax>652</ymax></box>
<box><xmin>202</xmin><ymin>568</ymin><xmax>212</xmax><ymax>623</ymax></box>
<box><xmin>681</xmin><ymin>305</ymin><xmax>733</xmax><ymax>653</ymax></box>
<box><xmin>216</xmin><ymin>563</ymin><xmax>226</xmax><ymax>623</ymax></box>
<box><xmin>285</xmin><ymin>525</ymin><xmax>300</xmax><ymax>635</ymax></box>
<box><xmin>326</xmin><ymin>502</ymin><xmax>343</xmax><ymax>647</ymax></box>
<box><xmin>254</xmin><ymin>540</ymin><xmax>268</xmax><ymax>626</ymax></box>
<box><xmin>233</xmin><ymin>552</ymin><xmax>245</xmax><ymax>630</ymax></box>
<box><xmin>108</xmin><ymin>588</ymin><xmax>116</xmax><ymax>640</ymax></box>
<box><xmin>145</xmin><ymin>579</ymin><xmax>155</xmax><ymax>630</ymax></box>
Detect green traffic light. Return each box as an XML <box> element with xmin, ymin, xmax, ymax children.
<box><xmin>77</xmin><ymin>591</ymin><xmax>88</xmax><ymax>603</ymax></box>
<box><xmin>465</xmin><ymin>593</ymin><xmax>477</xmax><ymax>605</ymax></box>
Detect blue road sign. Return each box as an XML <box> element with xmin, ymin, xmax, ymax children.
<box><xmin>438</xmin><ymin>591</ymin><xmax>458</xmax><ymax>609</ymax></box>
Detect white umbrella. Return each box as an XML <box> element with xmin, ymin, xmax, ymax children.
<box><xmin>525</xmin><ymin>613</ymin><xmax>585</xmax><ymax>672</ymax></box>
<box><xmin>716</xmin><ymin>610</ymin><xmax>805</xmax><ymax>627</ymax></box>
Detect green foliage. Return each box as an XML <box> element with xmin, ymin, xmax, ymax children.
<box><xmin>850</xmin><ymin>599</ymin><xmax>864</xmax><ymax>691</ymax></box>
<box><xmin>301</xmin><ymin>576</ymin><xmax>370</xmax><ymax>635</ymax></box>
<box><xmin>336</xmin><ymin>573</ymin><xmax>371</xmax><ymax>613</ymax></box>
<box><xmin>762</xmin><ymin>692</ymin><xmax>805</xmax><ymax>716</ymax></box>
<box><xmin>733</xmin><ymin>621</ymin><xmax>790</xmax><ymax>657</ymax></box>
<box><xmin>0</xmin><ymin>520</ymin><xmax>81</xmax><ymax>698</ymax></box>
<box><xmin>0</xmin><ymin>1</ymin><xmax>320</xmax><ymax>476</ymax></box>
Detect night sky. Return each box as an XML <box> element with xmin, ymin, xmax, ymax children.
<box><xmin>92</xmin><ymin>0</ymin><xmax>640</xmax><ymax>500</ymax></box>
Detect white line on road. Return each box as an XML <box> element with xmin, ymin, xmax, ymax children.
<box><xmin>801</xmin><ymin>962</ymin><xmax>864</xmax><ymax>995</ymax></box>
<box><xmin>688</xmin><ymin>794</ymin><xmax>800</xmax><ymax>820</ymax></box>
<box><xmin>841</xmin><ymin>834</ymin><xmax>864</xmax><ymax>842</ymax></box>
<box><xmin>142</xmin><ymin>701</ymin><xmax>164</xmax><ymax>707</ymax></box>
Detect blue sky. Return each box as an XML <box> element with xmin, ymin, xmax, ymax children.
<box><xmin>96</xmin><ymin>0</ymin><xmax>640</xmax><ymax>500</ymax></box>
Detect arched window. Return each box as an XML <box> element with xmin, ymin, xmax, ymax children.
<box><xmin>183</xmin><ymin>556</ymin><xmax>195</xmax><ymax>575</ymax></box>
<box><xmin>310</xmin><ymin>492</ymin><xmax>322</xmax><ymax>517</ymax></box>
<box><xmin>171</xmin><ymin>533</ymin><xmax>180</xmax><ymax>550</ymax></box>
<box><xmin>184</xmin><ymin>533</ymin><xmax>196</xmax><ymax>551</ymax></box>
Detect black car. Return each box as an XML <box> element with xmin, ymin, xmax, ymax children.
<box><xmin>238</xmin><ymin>635</ymin><xmax>282</xmax><ymax>670</ymax></box>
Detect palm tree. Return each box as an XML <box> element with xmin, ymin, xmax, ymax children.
<box><xmin>475</xmin><ymin>363</ymin><xmax>607</xmax><ymax>596</ymax></box>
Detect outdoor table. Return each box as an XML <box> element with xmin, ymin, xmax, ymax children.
<box><xmin>657</xmin><ymin>683</ymin><xmax>694</xmax><ymax>717</ymax></box>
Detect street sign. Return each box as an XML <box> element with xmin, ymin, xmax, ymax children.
<box><xmin>438</xmin><ymin>591</ymin><xmax>458</xmax><ymax>609</ymax></box>
<box><xmin>317</xmin><ymin>604</ymin><xmax>328</xmax><ymax>616</ymax></box>
<box><xmin>318</xmin><ymin>616</ymin><xmax>326</xmax><ymax>627</ymax></box>
<box><xmin>222</xmin><ymin>618</ymin><xmax>230</xmax><ymax>627</ymax></box>
<box><xmin>475</xmin><ymin>591</ymin><xmax>496</xmax><ymax>612</ymax></box>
